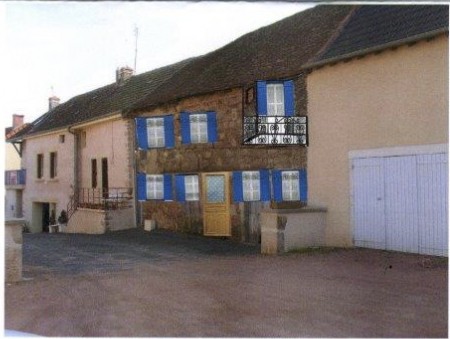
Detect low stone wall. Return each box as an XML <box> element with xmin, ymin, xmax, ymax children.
<box><xmin>65</xmin><ymin>208</ymin><xmax>107</xmax><ymax>234</ymax></box>
<box><xmin>260</xmin><ymin>207</ymin><xmax>327</xmax><ymax>254</ymax></box>
<box><xmin>5</xmin><ymin>219</ymin><xmax>24</xmax><ymax>282</ymax></box>
<box><xmin>107</xmin><ymin>207</ymin><xmax>136</xmax><ymax>231</ymax></box>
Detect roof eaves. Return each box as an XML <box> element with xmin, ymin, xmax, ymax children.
<box><xmin>303</xmin><ymin>28</ymin><xmax>448</xmax><ymax>70</ymax></box>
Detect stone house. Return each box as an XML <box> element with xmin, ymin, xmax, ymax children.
<box><xmin>11</xmin><ymin>62</ymin><xmax>193</xmax><ymax>233</ymax></box>
<box><xmin>125</xmin><ymin>6</ymin><xmax>354</xmax><ymax>244</ymax></box>
<box><xmin>304</xmin><ymin>5</ymin><xmax>448</xmax><ymax>255</ymax></box>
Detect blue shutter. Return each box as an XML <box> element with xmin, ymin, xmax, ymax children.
<box><xmin>299</xmin><ymin>169</ymin><xmax>307</xmax><ymax>202</ymax></box>
<box><xmin>164</xmin><ymin>115</ymin><xmax>175</xmax><ymax>148</ymax></box>
<box><xmin>137</xmin><ymin>173</ymin><xmax>147</xmax><ymax>201</ymax></box>
<box><xmin>175</xmin><ymin>175</ymin><xmax>186</xmax><ymax>202</ymax></box>
<box><xmin>207</xmin><ymin>111</ymin><xmax>218</xmax><ymax>143</ymax></box>
<box><xmin>260</xmin><ymin>169</ymin><xmax>271</xmax><ymax>201</ymax></box>
<box><xmin>284</xmin><ymin>80</ymin><xmax>295</xmax><ymax>117</ymax></box>
<box><xmin>163</xmin><ymin>174</ymin><xmax>173</xmax><ymax>201</ymax></box>
<box><xmin>135</xmin><ymin>118</ymin><xmax>148</xmax><ymax>149</ymax></box>
<box><xmin>272</xmin><ymin>170</ymin><xmax>283</xmax><ymax>202</ymax></box>
<box><xmin>256</xmin><ymin>81</ymin><xmax>267</xmax><ymax>116</ymax></box>
<box><xmin>232</xmin><ymin>171</ymin><xmax>243</xmax><ymax>202</ymax></box>
<box><xmin>180</xmin><ymin>112</ymin><xmax>191</xmax><ymax>144</ymax></box>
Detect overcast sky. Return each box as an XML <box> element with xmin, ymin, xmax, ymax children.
<box><xmin>0</xmin><ymin>1</ymin><xmax>313</xmax><ymax>126</ymax></box>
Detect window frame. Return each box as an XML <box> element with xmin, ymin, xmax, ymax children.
<box><xmin>266</xmin><ymin>83</ymin><xmax>285</xmax><ymax>116</ymax></box>
<box><xmin>242</xmin><ymin>171</ymin><xmax>261</xmax><ymax>202</ymax></box>
<box><xmin>189</xmin><ymin>113</ymin><xmax>208</xmax><ymax>144</ymax></box>
<box><xmin>146</xmin><ymin>117</ymin><xmax>165</xmax><ymax>148</ymax></box>
<box><xmin>146</xmin><ymin>174</ymin><xmax>164</xmax><ymax>200</ymax></box>
<box><xmin>282</xmin><ymin>170</ymin><xmax>300</xmax><ymax>201</ymax></box>
<box><xmin>184</xmin><ymin>175</ymin><xmax>199</xmax><ymax>201</ymax></box>
<box><xmin>37</xmin><ymin>153</ymin><xmax>44</xmax><ymax>179</ymax></box>
<box><xmin>49</xmin><ymin>152</ymin><xmax>57</xmax><ymax>179</ymax></box>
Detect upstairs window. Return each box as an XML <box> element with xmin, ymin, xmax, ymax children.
<box><xmin>91</xmin><ymin>159</ymin><xmax>97</xmax><ymax>188</ymax></box>
<box><xmin>137</xmin><ymin>173</ymin><xmax>173</xmax><ymax>201</ymax></box>
<box><xmin>37</xmin><ymin>154</ymin><xmax>44</xmax><ymax>179</ymax></box>
<box><xmin>180</xmin><ymin>111</ymin><xmax>217</xmax><ymax>144</ymax></box>
<box><xmin>232</xmin><ymin>170</ymin><xmax>270</xmax><ymax>202</ymax></box>
<box><xmin>136</xmin><ymin>115</ymin><xmax>175</xmax><ymax>149</ymax></box>
<box><xmin>175</xmin><ymin>174</ymin><xmax>199</xmax><ymax>201</ymax></box>
<box><xmin>256</xmin><ymin>80</ymin><xmax>295</xmax><ymax>117</ymax></box>
<box><xmin>49</xmin><ymin>152</ymin><xmax>57</xmax><ymax>179</ymax></box>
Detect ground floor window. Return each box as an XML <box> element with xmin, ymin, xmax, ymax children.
<box><xmin>146</xmin><ymin>175</ymin><xmax>164</xmax><ymax>200</ymax></box>
<box><xmin>282</xmin><ymin>171</ymin><xmax>300</xmax><ymax>201</ymax></box>
<box><xmin>242</xmin><ymin>171</ymin><xmax>260</xmax><ymax>201</ymax></box>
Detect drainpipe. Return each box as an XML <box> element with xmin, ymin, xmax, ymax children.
<box><xmin>130</xmin><ymin>118</ymin><xmax>141</xmax><ymax>228</ymax></box>
<box><xmin>68</xmin><ymin>126</ymin><xmax>79</xmax><ymax>204</ymax></box>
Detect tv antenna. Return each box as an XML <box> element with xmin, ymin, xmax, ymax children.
<box><xmin>134</xmin><ymin>25</ymin><xmax>139</xmax><ymax>73</ymax></box>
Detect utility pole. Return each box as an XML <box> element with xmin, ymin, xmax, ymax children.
<box><xmin>134</xmin><ymin>25</ymin><xmax>139</xmax><ymax>73</ymax></box>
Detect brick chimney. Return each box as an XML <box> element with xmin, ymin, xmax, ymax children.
<box><xmin>49</xmin><ymin>96</ymin><xmax>60</xmax><ymax>111</ymax></box>
<box><xmin>116</xmin><ymin>66</ymin><xmax>134</xmax><ymax>84</ymax></box>
<box><xmin>12</xmin><ymin>114</ymin><xmax>24</xmax><ymax>129</ymax></box>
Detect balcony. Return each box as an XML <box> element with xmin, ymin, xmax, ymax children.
<box><xmin>75</xmin><ymin>187</ymin><xmax>133</xmax><ymax>210</ymax></box>
<box><xmin>5</xmin><ymin>169</ymin><xmax>26</xmax><ymax>187</ymax></box>
<box><xmin>243</xmin><ymin>116</ymin><xmax>308</xmax><ymax>146</ymax></box>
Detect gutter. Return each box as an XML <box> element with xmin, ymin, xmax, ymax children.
<box><xmin>303</xmin><ymin>28</ymin><xmax>448</xmax><ymax>70</ymax></box>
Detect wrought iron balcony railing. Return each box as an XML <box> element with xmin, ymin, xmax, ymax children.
<box><xmin>5</xmin><ymin>169</ymin><xmax>26</xmax><ymax>186</ymax></box>
<box><xmin>243</xmin><ymin>116</ymin><xmax>308</xmax><ymax>146</ymax></box>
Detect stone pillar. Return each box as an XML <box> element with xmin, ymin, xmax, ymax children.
<box><xmin>260</xmin><ymin>212</ymin><xmax>287</xmax><ymax>254</ymax></box>
<box><xmin>5</xmin><ymin>219</ymin><xmax>24</xmax><ymax>282</ymax></box>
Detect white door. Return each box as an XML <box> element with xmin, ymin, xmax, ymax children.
<box><xmin>352</xmin><ymin>152</ymin><xmax>448</xmax><ymax>256</ymax></box>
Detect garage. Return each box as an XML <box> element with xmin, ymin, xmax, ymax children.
<box><xmin>351</xmin><ymin>147</ymin><xmax>448</xmax><ymax>256</ymax></box>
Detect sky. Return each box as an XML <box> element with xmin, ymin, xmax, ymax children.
<box><xmin>0</xmin><ymin>1</ymin><xmax>313</xmax><ymax>126</ymax></box>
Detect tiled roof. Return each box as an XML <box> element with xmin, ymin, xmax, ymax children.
<box><xmin>26</xmin><ymin>58</ymin><xmax>195</xmax><ymax>136</ymax></box>
<box><xmin>6</xmin><ymin>123</ymin><xmax>33</xmax><ymax>141</ymax></box>
<box><xmin>127</xmin><ymin>5</ymin><xmax>355</xmax><ymax>113</ymax></box>
<box><xmin>307</xmin><ymin>5</ymin><xmax>449</xmax><ymax>67</ymax></box>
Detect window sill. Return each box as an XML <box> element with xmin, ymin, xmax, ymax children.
<box><xmin>48</xmin><ymin>178</ymin><xmax>59</xmax><ymax>183</ymax></box>
<box><xmin>35</xmin><ymin>179</ymin><xmax>45</xmax><ymax>183</ymax></box>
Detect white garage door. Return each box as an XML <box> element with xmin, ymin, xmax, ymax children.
<box><xmin>352</xmin><ymin>152</ymin><xmax>448</xmax><ymax>256</ymax></box>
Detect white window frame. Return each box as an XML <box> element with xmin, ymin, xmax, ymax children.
<box><xmin>147</xmin><ymin>117</ymin><xmax>165</xmax><ymax>148</ymax></box>
<box><xmin>146</xmin><ymin>175</ymin><xmax>164</xmax><ymax>200</ymax></box>
<box><xmin>282</xmin><ymin>171</ymin><xmax>300</xmax><ymax>201</ymax></box>
<box><xmin>185</xmin><ymin>175</ymin><xmax>199</xmax><ymax>201</ymax></box>
<box><xmin>242</xmin><ymin>171</ymin><xmax>261</xmax><ymax>201</ymax></box>
<box><xmin>267</xmin><ymin>83</ymin><xmax>285</xmax><ymax>116</ymax></box>
<box><xmin>189</xmin><ymin>114</ymin><xmax>208</xmax><ymax>143</ymax></box>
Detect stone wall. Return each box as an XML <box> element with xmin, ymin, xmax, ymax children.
<box><xmin>107</xmin><ymin>207</ymin><xmax>136</xmax><ymax>232</ymax></box>
<box><xmin>65</xmin><ymin>208</ymin><xmax>106</xmax><ymax>234</ymax></box>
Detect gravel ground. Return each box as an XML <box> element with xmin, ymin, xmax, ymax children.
<box><xmin>5</xmin><ymin>229</ymin><xmax>448</xmax><ymax>337</ymax></box>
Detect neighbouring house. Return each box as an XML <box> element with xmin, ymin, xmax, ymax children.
<box><xmin>304</xmin><ymin>5</ymin><xmax>448</xmax><ymax>255</ymax></box>
<box><xmin>125</xmin><ymin>5</ymin><xmax>354</xmax><ymax>244</ymax></box>
<box><xmin>5</xmin><ymin>114</ymin><xmax>31</xmax><ymax>219</ymax></box>
<box><xmin>10</xmin><ymin>61</ymin><xmax>194</xmax><ymax>233</ymax></box>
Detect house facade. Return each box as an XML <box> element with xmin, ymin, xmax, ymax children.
<box><xmin>305</xmin><ymin>6</ymin><xmax>448</xmax><ymax>255</ymax></box>
<box><xmin>127</xmin><ymin>6</ymin><xmax>353</xmax><ymax>244</ymax></box>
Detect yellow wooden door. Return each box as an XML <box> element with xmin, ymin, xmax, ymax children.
<box><xmin>202</xmin><ymin>172</ymin><xmax>231</xmax><ymax>236</ymax></box>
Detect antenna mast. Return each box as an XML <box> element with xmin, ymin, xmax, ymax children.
<box><xmin>134</xmin><ymin>25</ymin><xmax>139</xmax><ymax>73</ymax></box>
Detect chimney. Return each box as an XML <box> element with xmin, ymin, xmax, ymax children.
<box><xmin>116</xmin><ymin>66</ymin><xmax>134</xmax><ymax>84</ymax></box>
<box><xmin>49</xmin><ymin>96</ymin><xmax>60</xmax><ymax>111</ymax></box>
<box><xmin>12</xmin><ymin>114</ymin><xmax>24</xmax><ymax>129</ymax></box>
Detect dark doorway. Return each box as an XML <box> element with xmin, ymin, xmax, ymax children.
<box><xmin>42</xmin><ymin>203</ymin><xmax>50</xmax><ymax>233</ymax></box>
<box><xmin>102</xmin><ymin>158</ymin><xmax>109</xmax><ymax>198</ymax></box>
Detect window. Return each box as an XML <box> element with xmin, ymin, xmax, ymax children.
<box><xmin>91</xmin><ymin>159</ymin><xmax>97</xmax><ymax>188</ymax></box>
<box><xmin>256</xmin><ymin>80</ymin><xmax>294</xmax><ymax>117</ymax></box>
<box><xmin>146</xmin><ymin>175</ymin><xmax>164</xmax><ymax>200</ymax></box>
<box><xmin>242</xmin><ymin>171</ymin><xmax>260</xmax><ymax>201</ymax></box>
<box><xmin>59</xmin><ymin>134</ymin><xmax>65</xmax><ymax>143</ymax></box>
<box><xmin>175</xmin><ymin>174</ymin><xmax>199</xmax><ymax>201</ymax></box>
<box><xmin>136</xmin><ymin>116</ymin><xmax>174</xmax><ymax>149</ymax></box>
<box><xmin>37</xmin><ymin>154</ymin><xmax>44</xmax><ymax>179</ymax></box>
<box><xmin>267</xmin><ymin>84</ymin><xmax>284</xmax><ymax>116</ymax></box>
<box><xmin>137</xmin><ymin>173</ymin><xmax>172</xmax><ymax>201</ymax></box>
<box><xmin>189</xmin><ymin>114</ymin><xmax>208</xmax><ymax>143</ymax></box>
<box><xmin>147</xmin><ymin>118</ymin><xmax>165</xmax><ymax>148</ymax></box>
<box><xmin>185</xmin><ymin>175</ymin><xmax>199</xmax><ymax>201</ymax></box>
<box><xmin>180</xmin><ymin>111</ymin><xmax>217</xmax><ymax>144</ymax></box>
<box><xmin>232</xmin><ymin>170</ymin><xmax>270</xmax><ymax>202</ymax></box>
<box><xmin>50</xmin><ymin>152</ymin><xmax>57</xmax><ymax>178</ymax></box>
<box><xmin>272</xmin><ymin>169</ymin><xmax>307</xmax><ymax>202</ymax></box>
<box><xmin>282</xmin><ymin>171</ymin><xmax>300</xmax><ymax>201</ymax></box>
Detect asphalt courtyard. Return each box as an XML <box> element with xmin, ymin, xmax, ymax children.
<box><xmin>5</xmin><ymin>229</ymin><xmax>448</xmax><ymax>337</ymax></box>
